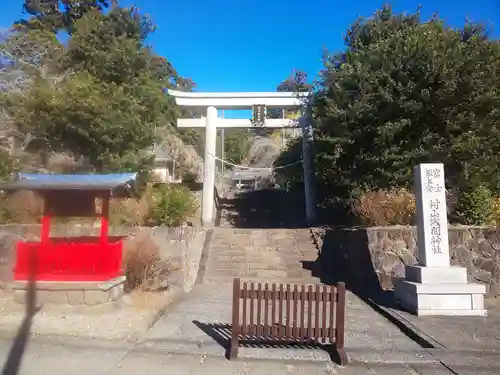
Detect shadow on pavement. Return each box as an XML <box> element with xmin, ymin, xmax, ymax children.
<box><xmin>220</xmin><ymin>188</ymin><xmax>307</xmax><ymax>229</ymax></box>
<box><xmin>301</xmin><ymin>228</ymin><xmax>400</xmax><ymax>306</ymax></box>
<box><xmin>192</xmin><ymin>320</ymin><xmax>340</xmax><ymax>362</ymax></box>
<box><xmin>2</xmin><ymin>253</ymin><xmax>40</xmax><ymax>375</ymax></box>
<box><xmin>300</xmin><ymin>228</ymin><xmax>436</xmax><ymax>349</ymax></box>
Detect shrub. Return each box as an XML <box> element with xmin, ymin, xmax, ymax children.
<box><xmin>0</xmin><ymin>151</ymin><xmax>16</xmax><ymax>182</ymax></box>
<box><xmin>46</xmin><ymin>152</ymin><xmax>86</xmax><ymax>173</ymax></box>
<box><xmin>489</xmin><ymin>197</ymin><xmax>500</xmax><ymax>226</ymax></box>
<box><xmin>122</xmin><ymin>233</ymin><xmax>169</xmax><ymax>291</ymax></box>
<box><xmin>351</xmin><ymin>188</ymin><xmax>416</xmax><ymax>226</ymax></box>
<box><xmin>145</xmin><ymin>184</ymin><xmax>196</xmax><ymax>227</ymax></box>
<box><xmin>181</xmin><ymin>170</ymin><xmax>198</xmax><ymax>182</ymax></box>
<box><xmin>109</xmin><ymin>196</ymin><xmax>151</xmax><ymax>226</ymax></box>
<box><xmin>0</xmin><ymin>191</ymin><xmax>44</xmax><ymax>224</ymax></box>
<box><xmin>452</xmin><ymin>184</ymin><xmax>493</xmax><ymax>225</ymax></box>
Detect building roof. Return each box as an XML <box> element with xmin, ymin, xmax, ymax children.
<box><xmin>0</xmin><ymin>173</ymin><xmax>139</xmax><ymax>197</ymax></box>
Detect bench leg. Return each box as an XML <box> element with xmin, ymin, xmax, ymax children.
<box><xmin>229</xmin><ymin>336</ymin><xmax>239</xmax><ymax>360</ymax></box>
<box><xmin>335</xmin><ymin>347</ymin><xmax>348</xmax><ymax>366</ymax></box>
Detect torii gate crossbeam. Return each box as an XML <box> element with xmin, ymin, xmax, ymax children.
<box><xmin>167</xmin><ymin>89</ymin><xmax>316</xmax><ymax>226</ymax></box>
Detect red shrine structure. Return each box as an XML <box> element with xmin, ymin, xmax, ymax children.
<box><xmin>0</xmin><ymin>173</ymin><xmax>139</xmax><ymax>284</ymax></box>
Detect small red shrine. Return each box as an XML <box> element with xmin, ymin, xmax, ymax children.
<box><xmin>0</xmin><ymin>173</ymin><xmax>139</xmax><ymax>283</ymax></box>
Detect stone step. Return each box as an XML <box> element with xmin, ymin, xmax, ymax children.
<box><xmin>207</xmin><ymin>265</ymin><xmax>310</xmax><ymax>273</ymax></box>
<box><xmin>204</xmin><ymin>270</ymin><xmax>315</xmax><ymax>279</ymax></box>
<box><xmin>206</xmin><ymin>265</ymin><xmax>313</xmax><ymax>273</ymax></box>
<box><xmin>203</xmin><ymin>227</ymin><xmax>320</xmax><ymax>285</ymax></box>
<box><xmin>207</xmin><ymin>266</ymin><xmax>289</xmax><ymax>273</ymax></box>
<box><xmin>205</xmin><ymin>271</ymin><xmax>288</xmax><ymax>279</ymax></box>
<box><xmin>202</xmin><ymin>277</ymin><xmax>322</xmax><ymax>285</ymax></box>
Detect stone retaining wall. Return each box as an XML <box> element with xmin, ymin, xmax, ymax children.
<box><xmin>311</xmin><ymin>226</ymin><xmax>500</xmax><ymax>297</ymax></box>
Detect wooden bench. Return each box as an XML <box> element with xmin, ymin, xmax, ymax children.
<box><xmin>230</xmin><ymin>278</ymin><xmax>348</xmax><ymax>365</ymax></box>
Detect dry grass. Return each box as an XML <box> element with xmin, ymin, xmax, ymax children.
<box><xmin>109</xmin><ymin>196</ymin><xmax>151</xmax><ymax>227</ymax></box>
<box><xmin>0</xmin><ymin>191</ymin><xmax>44</xmax><ymax>224</ymax></box>
<box><xmin>122</xmin><ymin>232</ymin><xmax>177</xmax><ymax>292</ymax></box>
<box><xmin>352</xmin><ymin>188</ymin><xmax>416</xmax><ymax>226</ymax></box>
<box><xmin>46</xmin><ymin>152</ymin><xmax>85</xmax><ymax>173</ymax></box>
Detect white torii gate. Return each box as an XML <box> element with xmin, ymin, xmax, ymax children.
<box><xmin>167</xmin><ymin>89</ymin><xmax>316</xmax><ymax>226</ymax></box>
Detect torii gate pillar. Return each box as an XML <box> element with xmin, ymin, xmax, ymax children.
<box><xmin>301</xmin><ymin>109</ymin><xmax>316</xmax><ymax>225</ymax></box>
<box><xmin>167</xmin><ymin>90</ymin><xmax>317</xmax><ymax>226</ymax></box>
<box><xmin>201</xmin><ymin>106</ymin><xmax>218</xmax><ymax>225</ymax></box>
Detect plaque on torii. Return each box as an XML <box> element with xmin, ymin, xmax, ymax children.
<box><xmin>251</xmin><ymin>105</ymin><xmax>266</xmax><ymax>126</ymax></box>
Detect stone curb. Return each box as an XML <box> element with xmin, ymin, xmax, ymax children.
<box><xmin>363</xmin><ymin>298</ymin><xmax>446</xmax><ymax>349</ymax></box>
<box><xmin>195</xmin><ymin>228</ymin><xmax>213</xmax><ymax>285</ymax></box>
<box><xmin>135</xmin><ymin>339</ymin><xmax>439</xmax><ymax>365</ymax></box>
<box><xmin>308</xmin><ymin>227</ymin><xmax>323</xmax><ymax>252</ymax></box>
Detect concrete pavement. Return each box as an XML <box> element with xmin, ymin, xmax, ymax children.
<box><xmin>138</xmin><ymin>284</ymin><xmax>435</xmax><ymax>364</ymax></box>
<box><xmin>0</xmin><ymin>335</ymin><xmax>453</xmax><ymax>375</ymax></box>
<box><xmin>0</xmin><ymin>282</ymin><xmax>495</xmax><ymax>374</ymax></box>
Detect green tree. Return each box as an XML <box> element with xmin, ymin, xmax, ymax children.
<box><xmin>266</xmin><ymin>69</ymin><xmax>312</xmax><ymax>121</ymax></box>
<box><xmin>223</xmin><ymin>129</ymin><xmax>250</xmax><ymax>165</ymax></box>
<box><xmin>4</xmin><ymin>6</ymin><xmax>185</xmax><ymax>172</ymax></box>
<box><xmin>175</xmin><ymin>77</ymin><xmax>205</xmax><ymax>154</ymax></box>
<box><xmin>7</xmin><ymin>72</ymin><xmax>156</xmax><ymax>171</ymax></box>
<box><xmin>279</xmin><ymin>5</ymin><xmax>500</xmax><ymax>206</ymax></box>
<box><xmin>17</xmin><ymin>0</ymin><xmax>111</xmax><ymax>34</ymax></box>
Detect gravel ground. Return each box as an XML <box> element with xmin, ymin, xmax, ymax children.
<box><xmin>0</xmin><ymin>287</ymin><xmax>180</xmax><ymax>342</ymax></box>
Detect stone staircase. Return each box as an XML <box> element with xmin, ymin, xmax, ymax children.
<box><xmin>201</xmin><ymin>228</ymin><xmax>320</xmax><ymax>284</ymax></box>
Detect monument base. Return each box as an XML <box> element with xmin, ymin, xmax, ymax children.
<box><xmin>9</xmin><ymin>277</ymin><xmax>125</xmax><ymax>306</ymax></box>
<box><xmin>394</xmin><ymin>265</ymin><xmax>487</xmax><ymax>316</ymax></box>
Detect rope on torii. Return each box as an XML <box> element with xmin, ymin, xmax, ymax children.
<box><xmin>208</xmin><ymin>153</ymin><xmax>302</xmax><ymax>171</ymax></box>
<box><xmin>208</xmin><ymin>153</ymin><xmax>303</xmax><ymax>189</ymax></box>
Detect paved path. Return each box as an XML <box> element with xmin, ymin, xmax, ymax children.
<box><xmin>0</xmin><ymin>334</ymin><xmax>453</xmax><ymax>375</ymax></box>
<box><xmin>376</xmin><ymin>299</ymin><xmax>500</xmax><ymax>375</ymax></box>
<box><xmin>0</xmin><ymin>284</ymin><xmax>453</xmax><ymax>375</ymax></box>
<box><xmin>382</xmin><ymin>299</ymin><xmax>500</xmax><ymax>351</ymax></box>
<box><xmin>140</xmin><ymin>284</ymin><xmax>435</xmax><ymax>365</ymax></box>
<box><xmin>0</xmin><ymin>289</ymin><xmax>492</xmax><ymax>375</ymax></box>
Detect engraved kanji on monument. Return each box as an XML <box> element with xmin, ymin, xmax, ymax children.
<box><xmin>414</xmin><ymin>163</ymin><xmax>450</xmax><ymax>267</ymax></box>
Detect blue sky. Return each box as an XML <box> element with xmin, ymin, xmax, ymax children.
<box><xmin>2</xmin><ymin>0</ymin><xmax>499</xmax><ymax>93</ymax></box>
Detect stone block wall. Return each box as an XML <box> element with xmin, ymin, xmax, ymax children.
<box><xmin>311</xmin><ymin>226</ymin><xmax>500</xmax><ymax>297</ymax></box>
<box><xmin>11</xmin><ymin>278</ymin><xmax>125</xmax><ymax>306</ymax></box>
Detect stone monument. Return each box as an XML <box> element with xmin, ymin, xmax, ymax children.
<box><xmin>394</xmin><ymin>163</ymin><xmax>487</xmax><ymax>316</ymax></box>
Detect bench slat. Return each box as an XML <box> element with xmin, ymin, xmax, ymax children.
<box><xmin>264</xmin><ymin>283</ymin><xmax>270</xmax><ymax>338</ymax></box>
<box><xmin>250</xmin><ymin>282</ymin><xmax>255</xmax><ymax>337</ymax></box>
<box><xmin>236</xmin><ymin>326</ymin><xmax>336</xmax><ymax>341</ymax></box>
<box><xmin>285</xmin><ymin>284</ymin><xmax>291</xmax><ymax>340</ymax></box>
<box><xmin>278</xmin><ymin>284</ymin><xmax>284</xmax><ymax>339</ymax></box>
<box><xmin>314</xmin><ymin>284</ymin><xmax>320</xmax><ymax>342</ymax></box>
<box><xmin>321</xmin><ymin>285</ymin><xmax>328</xmax><ymax>343</ymax></box>
<box><xmin>307</xmin><ymin>284</ymin><xmax>313</xmax><ymax>340</ymax></box>
<box><xmin>239</xmin><ymin>288</ymin><xmax>337</xmax><ymax>301</ymax></box>
<box><xmin>300</xmin><ymin>284</ymin><xmax>305</xmax><ymax>340</ymax></box>
<box><xmin>293</xmin><ymin>284</ymin><xmax>299</xmax><ymax>339</ymax></box>
<box><xmin>242</xmin><ymin>281</ymin><xmax>248</xmax><ymax>336</ymax></box>
<box><xmin>257</xmin><ymin>283</ymin><xmax>262</xmax><ymax>338</ymax></box>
